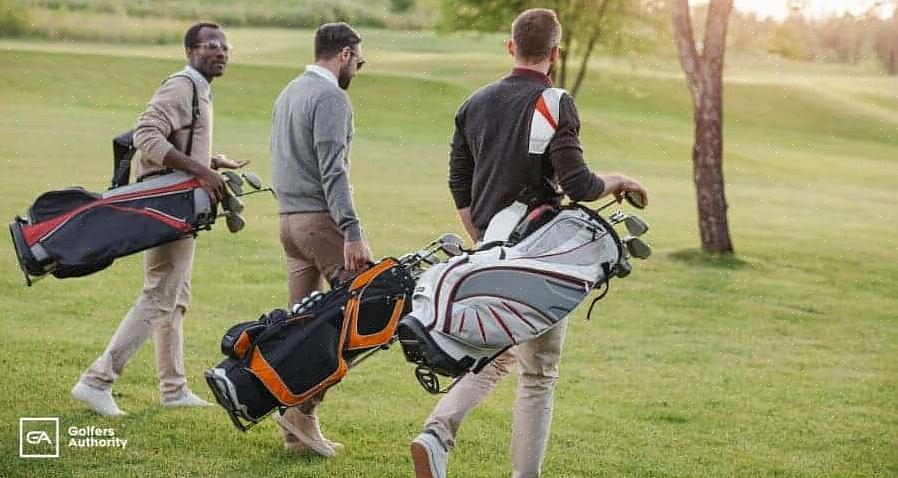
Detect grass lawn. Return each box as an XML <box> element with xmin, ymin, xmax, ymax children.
<box><xmin>0</xmin><ymin>28</ymin><xmax>896</xmax><ymax>477</ymax></box>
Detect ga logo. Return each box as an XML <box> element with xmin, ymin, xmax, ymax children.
<box><xmin>26</xmin><ymin>431</ymin><xmax>54</xmax><ymax>445</ymax></box>
<box><xmin>19</xmin><ymin>417</ymin><xmax>60</xmax><ymax>458</ymax></box>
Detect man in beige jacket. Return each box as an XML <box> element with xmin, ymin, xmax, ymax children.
<box><xmin>71</xmin><ymin>22</ymin><xmax>246</xmax><ymax>416</ymax></box>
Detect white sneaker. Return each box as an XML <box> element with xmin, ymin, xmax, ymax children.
<box><xmin>274</xmin><ymin>411</ymin><xmax>337</xmax><ymax>458</ymax></box>
<box><xmin>71</xmin><ymin>381</ymin><xmax>126</xmax><ymax>417</ymax></box>
<box><xmin>411</xmin><ymin>432</ymin><xmax>448</xmax><ymax>478</ymax></box>
<box><xmin>162</xmin><ymin>390</ymin><xmax>212</xmax><ymax>408</ymax></box>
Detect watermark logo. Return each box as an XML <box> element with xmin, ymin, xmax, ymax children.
<box><xmin>19</xmin><ymin>418</ymin><xmax>60</xmax><ymax>458</ymax></box>
<box><xmin>67</xmin><ymin>425</ymin><xmax>128</xmax><ymax>450</ymax></box>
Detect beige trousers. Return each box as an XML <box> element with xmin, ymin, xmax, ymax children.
<box><xmin>423</xmin><ymin>319</ymin><xmax>568</xmax><ymax>478</ymax></box>
<box><xmin>81</xmin><ymin>237</ymin><xmax>195</xmax><ymax>399</ymax></box>
<box><xmin>277</xmin><ymin>212</ymin><xmax>346</xmax><ymax>445</ymax></box>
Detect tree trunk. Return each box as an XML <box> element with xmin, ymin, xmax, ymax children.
<box><xmin>890</xmin><ymin>9</ymin><xmax>898</xmax><ymax>75</ymax></box>
<box><xmin>570</xmin><ymin>26</ymin><xmax>601</xmax><ymax>98</ymax></box>
<box><xmin>558</xmin><ymin>32</ymin><xmax>572</xmax><ymax>88</ymax></box>
<box><xmin>889</xmin><ymin>48</ymin><xmax>897</xmax><ymax>75</ymax></box>
<box><xmin>672</xmin><ymin>0</ymin><xmax>734</xmax><ymax>254</ymax></box>
<box><xmin>569</xmin><ymin>0</ymin><xmax>612</xmax><ymax>98</ymax></box>
<box><xmin>693</xmin><ymin>82</ymin><xmax>733</xmax><ymax>253</ymax></box>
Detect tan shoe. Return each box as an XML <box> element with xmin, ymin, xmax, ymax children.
<box><xmin>274</xmin><ymin>411</ymin><xmax>337</xmax><ymax>458</ymax></box>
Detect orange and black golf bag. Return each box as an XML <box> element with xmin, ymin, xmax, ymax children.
<box><xmin>205</xmin><ymin>258</ymin><xmax>416</xmax><ymax>431</ymax></box>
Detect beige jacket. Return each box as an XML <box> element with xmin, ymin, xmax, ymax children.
<box><xmin>134</xmin><ymin>66</ymin><xmax>213</xmax><ymax>178</ymax></box>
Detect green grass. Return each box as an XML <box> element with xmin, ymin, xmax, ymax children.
<box><xmin>1</xmin><ymin>27</ymin><xmax>897</xmax><ymax>477</ymax></box>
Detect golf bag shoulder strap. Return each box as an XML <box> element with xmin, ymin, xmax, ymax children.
<box><xmin>168</xmin><ymin>74</ymin><xmax>201</xmax><ymax>157</ymax></box>
<box><xmin>111</xmin><ymin>74</ymin><xmax>200</xmax><ymax>189</ymax></box>
<box><xmin>528</xmin><ymin>87</ymin><xmax>567</xmax><ymax>155</ymax></box>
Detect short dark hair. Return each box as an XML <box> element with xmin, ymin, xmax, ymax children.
<box><xmin>315</xmin><ymin>22</ymin><xmax>362</xmax><ymax>60</ymax></box>
<box><xmin>185</xmin><ymin>22</ymin><xmax>221</xmax><ymax>49</ymax></box>
<box><xmin>511</xmin><ymin>9</ymin><xmax>562</xmax><ymax>63</ymax></box>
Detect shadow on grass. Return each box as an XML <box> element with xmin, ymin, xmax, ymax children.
<box><xmin>668</xmin><ymin>249</ymin><xmax>750</xmax><ymax>270</ymax></box>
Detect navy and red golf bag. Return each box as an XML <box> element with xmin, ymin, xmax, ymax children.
<box><xmin>205</xmin><ymin>258</ymin><xmax>415</xmax><ymax>431</ymax></box>
<box><xmin>9</xmin><ymin>172</ymin><xmax>216</xmax><ymax>285</ymax></box>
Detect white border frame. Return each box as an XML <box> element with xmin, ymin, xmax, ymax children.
<box><xmin>19</xmin><ymin>417</ymin><xmax>60</xmax><ymax>458</ymax></box>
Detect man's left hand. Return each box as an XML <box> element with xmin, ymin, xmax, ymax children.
<box><xmin>212</xmin><ymin>153</ymin><xmax>250</xmax><ymax>170</ymax></box>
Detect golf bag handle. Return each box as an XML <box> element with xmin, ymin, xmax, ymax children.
<box><xmin>329</xmin><ymin>261</ymin><xmax>378</xmax><ymax>289</ymax></box>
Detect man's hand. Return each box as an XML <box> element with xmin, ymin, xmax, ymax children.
<box><xmin>197</xmin><ymin>166</ymin><xmax>228</xmax><ymax>203</ymax></box>
<box><xmin>212</xmin><ymin>153</ymin><xmax>250</xmax><ymax>170</ymax></box>
<box><xmin>600</xmin><ymin>173</ymin><xmax>650</xmax><ymax>206</ymax></box>
<box><xmin>344</xmin><ymin>239</ymin><xmax>373</xmax><ymax>271</ymax></box>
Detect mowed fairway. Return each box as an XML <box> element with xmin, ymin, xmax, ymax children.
<box><xmin>0</xmin><ymin>29</ymin><xmax>896</xmax><ymax>477</ymax></box>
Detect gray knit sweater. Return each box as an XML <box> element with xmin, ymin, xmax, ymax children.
<box><xmin>270</xmin><ymin>68</ymin><xmax>361</xmax><ymax>241</ymax></box>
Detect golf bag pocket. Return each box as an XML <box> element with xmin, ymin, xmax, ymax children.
<box><xmin>344</xmin><ymin>259</ymin><xmax>412</xmax><ymax>351</ymax></box>
<box><xmin>247</xmin><ymin>298</ymin><xmax>350</xmax><ymax>408</ymax></box>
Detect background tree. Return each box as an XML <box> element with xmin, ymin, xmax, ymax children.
<box><xmin>439</xmin><ymin>0</ymin><xmax>650</xmax><ymax>97</ymax></box>
<box><xmin>671</xmin><ymin>0</ymin><xmax>735</xmax><ymax>254</ymax></box>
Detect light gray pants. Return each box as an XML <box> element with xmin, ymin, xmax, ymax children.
<box><xmin>80</xmin><ymin>237</ymin><xmax>195</xmax><ymax>399</ymax></box>
<box><xmin>423</xmin><ymin>319</ymin><xmax>568</xmax><ymax>478</ymax></box>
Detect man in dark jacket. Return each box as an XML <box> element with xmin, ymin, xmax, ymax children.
<box><xmin>410</xmin><ymin>8</ymin><xmax>648</xmax><ymax>478</ymax></box>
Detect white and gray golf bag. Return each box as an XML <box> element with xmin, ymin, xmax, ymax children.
<box><xmin>397</xmin><ymin>202</ymin><xmax>646</xmax><ymax>393</ymax></box>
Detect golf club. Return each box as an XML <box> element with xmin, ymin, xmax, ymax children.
<box><xmin>222</xmin><ymin>171</ymin><xmax>244</xmax><ymax>196</ymax></box>
<box><xmin>242</xmin><ymin>172</ymin><xmax>263</xmax><ymax>190</ymax></box>
<box><xmin>234</xmin><ymin>187</ymin><xmax>276</xmax><ymax>198</ymax></box>
<box><xmin>599</xmin><ymin>190</ymin><xmax>647</xmax><ymax>212</ymax></box>
<box><xmin>624</xmin><ymin>214</ymin><xmax>649</xmax><ymax>237</ymax></box>
<box><xmin>609</xmin><ymin>211</ymin><xmax>627</xmax><ymax>224</ymax></box>
<box><xmin>624</xmin><ymin>236</ymin><xmax>652</xmax><ymax>259</ymax></box>
<box><xmin>437</xmin><ymin>233</ymin><xmax>465</xmax><ymax>256</ymax></box>
<box><xmin>225</xmin><ymin>212</ymin><xmax>245</xmax><ymax>233</ymax></box>
<box><xmin>225</xmin><ymin>195</ymin><xmax>245</xmax><ymax>214</ymax></box>
<box><xmin>624</xmin><ymin>190</ymin><xmax>647</xmax><ymax>209</ymax></box>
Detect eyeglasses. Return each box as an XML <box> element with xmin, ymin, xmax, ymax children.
<box><xmin>193</xmin><ymin>40</ymin><xmax>231</xmax><ymax>52</ymax></box>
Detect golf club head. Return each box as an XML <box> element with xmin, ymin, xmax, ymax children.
<box><xmin>624</xmin><ymin>236</ymin><xmax>652</xmax><ymax>259</ymax></box>
<box><xmin>222</xmin><ymin>171</ymin><xmax>244</xmax><ymax>196</ymax></box>
<box><xmin>225</xmin><ymin>213</ymin><xmax>245</xmax><ymax>233</ymax></box>
<box><xmin>242</xmin><ymin>172</ymin><xmax>263</xmax><ymax>190</ymax></box>
<box><xmin>437</xmin><ymin>233</ymin><xmax>465</xmax><ymax>256</ymax></box>
<box><xmin>225</xmin><ymin>195</ymin><xmax>245</xmax><ymax>214</ymax></box>
<box><xmin>624</xmin><ymin>191</ymin><xmax>647</xmax><ymax>209</ymax></box>
<box><xmin>624</xmin><ymin>215</ymin><xmax>650</xmax><ymax>237</ymax></box>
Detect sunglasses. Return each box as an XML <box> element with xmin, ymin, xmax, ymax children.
<box><xmin>347</xmin><ymin>49</ymin><xmax>365</xmax><ymax>71</ymax></box>
<box><xmin>193</xmin><ymin>40</ymin><xmax>231</xmax><ymax>52</ymax></box>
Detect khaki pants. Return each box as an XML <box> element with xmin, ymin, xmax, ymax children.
<box><xmin>277</xmin><ymin>212</ymin><xmax>345</xmax><ymax>445</ymax></box>
<box><xmin>423</xmin><ymin>319</ymin><xmax>568</xmax><ymax>478</ymax></box>
<box><xmin>81</xmin><ymin>237</ymin><xmax>195</xmax><ymax>400</ymax></box>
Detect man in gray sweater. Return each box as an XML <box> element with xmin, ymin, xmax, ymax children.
<box><xmin>269</xmin><ymin>22</ymin><xmax>371</xmax><ymax>458</ymax></box>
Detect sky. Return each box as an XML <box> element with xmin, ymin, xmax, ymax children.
<box><xmin>731</xmin><ymin>0</ymin><xmax>891</xmax><ymax>20</ymax></box>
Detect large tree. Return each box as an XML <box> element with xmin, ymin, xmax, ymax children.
<box><xmin>671</xmin><ymin>0</ymin><xmax>735</xmax><ymax>254</ymax></box>
<box><xmin>439</xmin><ymin>0</ymin><xmax>648</xmax><ymax>97</ymax></box>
